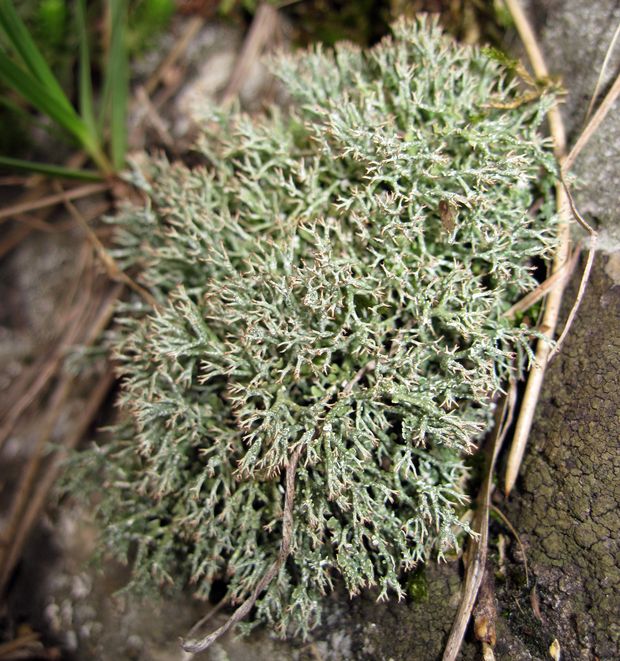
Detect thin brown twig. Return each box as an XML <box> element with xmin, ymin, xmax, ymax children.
<box><xmin>503</xmin><ymin>0</ymin><xmax>571</xmax><ymax>497</ymax></box>
<box><xmin>135</xmin><ymin>86</ymin><xmax>174</xmax><ymax>148</ymax></box>
<box><xmin>503</xmin><ymin>246</ymin><xmax>581</xmax><ymax>320</ymax></box>
<box><xmin>490</xmin><ymin>505</ymin><xmax>530</xmax><ymax>586</ymax></box>
<box><xmin>0</xmin><ymin>274</ymin><xmax>99</xmax><ymax>589</ymax></box>
<box><xmin>583</xmin><ymin>20</ymin><xmax>620</xmax><ymax>124</ymax></box>
<box><xmin>57</xmin><ymin>186</ymin><xmax>158</xmax><ymax>308</ymax></box>
<box><xmin>0</xmin><ymin>244</ymin><xmax>93</xmax><ymax>449</ymax></box>
<box><xmin>0</xmin><ymin>223</ymin><xmax>32</xmax><ymax>258</ymax></box>
<box><xmin>546</xmin><ymin>177</ymin><xmax>598</xmax><ymax>361</ymax></box>
<box><xmin>220</xmin><ymin>3</ymin><xmax>281</xmax><ymax>105</ymax></box>
<box><xmin>0</xmin><ymin>631</ymin><xmax>40</xmax><ymax>658</ymax></box>
<box><xmin>0</xmin><ymin>369</ymin><xmax>115</xmax><ymax>594</ymax></box>
<box><xmin>181</xmin><ymin>443</ymin><xmax>304</xmax><ymax>654</ymax></box>
<box><xmin>181</xmin><ymin>597</ymin><xmax>232</xmax><ymax>660</ymax></box>
<box><xmin>472</xmin><ymin>564</ymin><xmax>497</xmax><ymax>660</ymax></box>
<box><xmin>0</xmin><ymin>280</ymin><xmax>122</xmax><ymax>589</ymax></box>
<box><xmin>0</xmin><ymin>182</ymin><xmax>108</xmax><ymax>222</ymax></box>
<box><xmin>0</xmin><ymin>176</ymin><xmax>30</xmax><ymax>186</ymax></box>
<box><xmin>565</xmin><ymin>68</ymin><xmax>620</xmax><ymax>172</ymax></box>
<box><xmin>442</xmin><ymin>381</ymin><xmax>517</xmax><ymax>661</ymax></box>
<box><xmin>144</xmin><ymin>16</ymin><xmax>205</xmax><ymax>96</ymax></box>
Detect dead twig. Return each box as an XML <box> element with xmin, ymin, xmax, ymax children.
<box><xmin>503</xmin><ymin>0</ymin><xmax>571</xmax><ymax>497</ymax></box>
<box><xmin>473</xmin><ymin>564</ymin><xmax>497</xmax><ymax>661</ymax></box>
<box><xmin>0</xmin><ymin>631</ymin><xmax>40</xmax><ymax>658</ymax></box>
<box><xmin>181</xmin><ymin>443</ymin><xmax>304</xmax><ymax>654</ymax></box>
<box><xmin>220</xmin><ymin>3</ymin><xmax>281</xmax><ymax>105</ymax></box>
<box><xmin>180</xmin><ymin>597</ymin><xmax>231</xmax><ymax>660</ymax></box>
<box><xmin>442</xmin><ymin>381</ymin><xmax>517</xmax><ymax>661</ymax></box>
<box><xmin>0</xmin><ymin>182</ymin><xmax>108</xmax><ymax>222</ymax></box>
<box><xmin>490</xmin><ymin>505</ymin><xmax>530</xmax><ymax>586</ymax></box>
<box><xmin>135</xmin><ymin>86</ymin><xmax>175</xmax><ymax>148</ymax></box>
<box><xmin>0</xmin><ymin>244</ymin><xmax>93</xmax><ymax>451</ymax></box>
<box><xmin>0</xmin><ymin>278</ymin><xmax>121</xmax><ymax>592</ymax></box>
<box><xmin>583</xmin><ymin>20</ymin><xmax>620</xmax><ymax>124</ymax></box>
<box><xmin>0</xmin><ymin>369</ymin><xmax>115</xmax><ymax>594</ymax></box>
<box><xmin>0</xmin><ymin>223</ymin><xmax>32</xmax><ymax>258</ymax></box>
<box><xmin>503</xmin><ymin>246</ymin><xmax>581</xmax><ymax>320</ymax></box>
<box><xmin>565</xmin><ymin>68</ymin><xmax>620</xmax><ymax>172</ymax></box>
<box><xmin>57</xmin><ymin>184</ymin><xmax>158</xmax><ymax>308</ymax></box>
<box><xmin>144</xmin><ymin>16</ymin><xmax>205</xmax><ymax>97</ymax></box>
<box><xmin>547</xmin><ymin>175</ymin><xmax>598</xmax><ymax>360</ymax></box>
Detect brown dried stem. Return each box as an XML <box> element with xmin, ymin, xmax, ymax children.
<box><xmin>0</xmin><ymin>182</ymin><xmax>108</xmax><ymax>222</ymax></box>
<box><xmin>443</xmin><ymin>381</ymin><xmax>517</xmax><ymax>661</ymax></box>
<box><xmin>0</xmin><ymin>274</ymin><xmax>121</xmax><ymax>592</ymax></box>
<box><xmin>503</xmin><ymin>0</ymin><xmax>570</xmax><ymax>497</ymax></box>
<box><xmin>564</xmin><ymin>68</ymin><xmax>620</xmax><ymax>172</ymax></box>
<box><xmin>57</xmin><ymin>184</ymin><xmax>158</xmax><ymax>308</ymax></box>
<box><xmin>220</xmin><ymin>3</ymin><xmax>281</xmax><ymax>105</ymax></box>
<box><xmin>181</xmin><ymin>443</ymin><xmax>304</xmax><ymax>654</ymax></box>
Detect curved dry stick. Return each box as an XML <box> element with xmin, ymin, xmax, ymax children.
<box><xmin>565</xmin><ymin>68</ymin><xmax>620</xmax><ymax>172</ymax></box>
<box><xmin>181</xmin><ymin>443</ymin><xmax>303</xmax><ymax>654</ymax></box>
<box><xmin>503</xmin><ymin>0</ymin><xmax>571</xmax><ymax>497</ymax></box>
<box><xmin>442</xmin><ymin>384</ymin><xmax>517</xmax><ymax>661</ymax></box>
<box><xmin>583</xmin><ymin>19</ymin><xmax>620</xmax><ymax>124</ymax></box>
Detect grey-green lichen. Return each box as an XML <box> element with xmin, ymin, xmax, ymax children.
<box><xmin>84</xmin><ymin>18</ymin><xmax>557</xmax><ymax>638</ymax></box>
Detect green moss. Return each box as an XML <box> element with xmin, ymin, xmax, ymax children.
<box><xmin>406</xmin><ymin>566</ymin><xmax>429</xmax><ymax>602</ymax></box>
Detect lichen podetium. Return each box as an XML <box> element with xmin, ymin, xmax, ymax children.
<box><xmin>79</xmin><ymin>17</ymin><xmax>557</xmax><ymax>639</ymax></box>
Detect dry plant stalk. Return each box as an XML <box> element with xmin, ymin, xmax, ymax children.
<box><xmin>181</xmin><ymin>444</ymin><xmax>304</xmax><ymax>653</ymax></box>
<box><xmin>0</xmin><ymin>260</ymin><xmax>121</xmax><ymax>592</ymax></box>
<box><xmin>0</xmin><ymin>182</ymin><xmax>108</xmax><ymax>222</ymax></box>
<box><xmin>442</xmin><ymin>383</ymin><xmax>517</xmax><ymax>661</ymax></box>
<box><xmin>503</xmin><ymin>0</ymin><xmax>603</xmax><ymax>495</ymax></box>
<box><xmin>220</xmin><ymin>2</ymin><xmax>281</xmax><ymax>105</ymax></box>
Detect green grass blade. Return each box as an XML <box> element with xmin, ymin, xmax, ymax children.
<box><xmin>0</xmin><ymin>1</ymin><xmax>72</xmax><ymax>112</ymax></box>
<box><xmin>0</xmin><ymin>155</ymin><xmax>103</xmax><ymax>181</ymax></box>
<box><xmin>76</xmin><ymin>0</ymin><xmax>98</xmax><ymax>140</ymax></box>
<box><xmin>0</xmin><ymin>51</ymin><xmax>87</xmax><ymax>139</ymax></box>
<box><xmin>104</xmin><ymin>0</ymin><xmax>128</xmax><ymax>171</ymax></box>
<box><xmin>0</xmin><ymin>52</ymin><xmax>112</xmax><ymax>174</ymax></box>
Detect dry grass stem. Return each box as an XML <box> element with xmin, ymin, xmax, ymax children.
<box><xmin>505</xmin><ymin>0</ymin><xmax>612</xmax><ymax>492</ymax></box>
<box><xmin>0</xmin><ymin>245</ymin><xmax>92</xmax><ymax>450</ymax></box>
<box><xmin>473</xmin><ymin>565</ymin><xmax>497</xmax><ymax>659</ymax></box>
<box><xmin>135</xmin><ymin>86</ymin><xmax>174</xmax><ymax>148</ymax></box>
<box><xmin>564</xmin><ymin>68</ymin><xmax>620</xmax><ymax>172</ymax></box>
<box><xmin>0</xmin><ymin>182</ymin><xmax>108</xmax><ymax>222</ymax></box>
<box><xmin>503</xmin><ymin>246</ymin><xmax>581</xmax><ymax>320</ymax></box>
<box><xmin>57</xmin><ymin>186</ymin><xmax>158</xmax><ymax>308</ymax></box>
<box><xmin>503</xmin><ymin>0</ymin><xmax>570</xmax><ymax>497</ymax></box>
<box><xmin>181</xmin><ymin>444</ymin><xmax>304</xmax><ymax>654</ymax></box>
<box><xmin>491</xmin><ymin>505</ymin><xmax>530</xmax><ymax>586</ymax></box>
<box><xmin>221</xmin><ymin>2</ymin><xmax>281</xmax><ymax>105</ymax></box>
<box><xmin>0</xmin><ymin>224</ymin><xmax>33</xmax><ymax>258</ymax></box>
<box><xmin>0</xmin><ymin>370</ymin><xmax>115</xmax><ymax>594</ymax></box>
<box><xmin>0</xmin><ymin>277</ymin><xmax>121</xmax><ymax>593</ymax></box>
<box><xmin>583</xmin><ymin>20</ymin><xmax>620</xmax><ymax>124</ymax></box>
<box><xmin>442</xmin><ymin>382</ymin><xmax>517</xmax><ymax>661</ymax></box>
<box><xmin>0</xmin><ymin>267</ymin><xmax>98</xmax><ymax>590</ymax></box>
<box><xmin>144</xmin><ymin>16</ymin><xmax>205</xmax><ymax>96</ymax></box>
<box><xmin>0</xmin><ymin>631</ymin><xmax>40</xmax><ymax>658</ymax></box>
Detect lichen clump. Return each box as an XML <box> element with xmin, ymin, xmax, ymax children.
<box><xmin>95</xmin><ymin>19</ymin><xmax>556</xmax><ymax>636</ymax></box>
